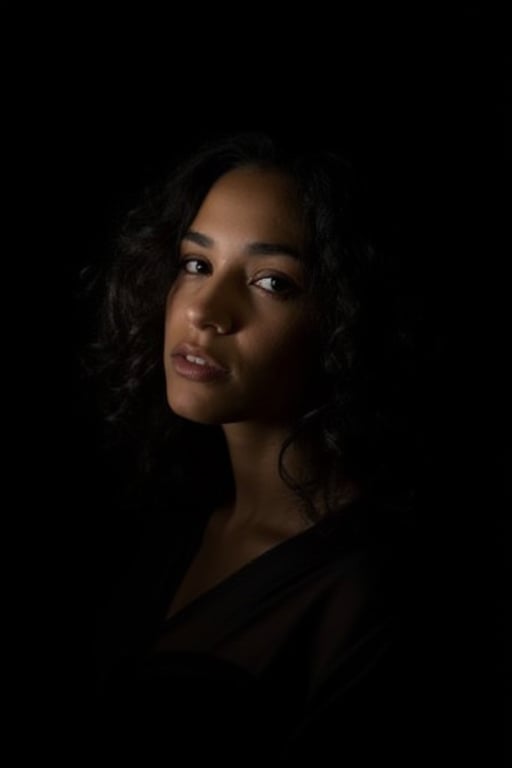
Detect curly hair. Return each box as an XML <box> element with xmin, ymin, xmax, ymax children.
<box><xmin>88</xmin><ymin>132</ymin><xmax>430</xmax><ymax>528</ymax></box>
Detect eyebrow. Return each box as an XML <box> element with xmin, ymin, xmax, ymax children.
<box><xmin>182</xmin><ymin>230</ymin><xmax>300</xmax><ymax>259</ymax></box>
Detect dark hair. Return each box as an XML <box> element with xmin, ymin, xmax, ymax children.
<box><xmin>88</xmin><ymin>132</ymin><xmax>430</xmax><ymax>529</ymax></box>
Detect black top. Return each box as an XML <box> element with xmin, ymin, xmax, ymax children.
<box><xmin>94</xmin><ymin>497</ymin><xmax>477</xmax><ymax>765</ymax></box>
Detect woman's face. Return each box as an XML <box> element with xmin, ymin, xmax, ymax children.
<box><xmin>163</xmin><ymin>165</ymin><xmax>319</xmax><ymax>426</ymax></box>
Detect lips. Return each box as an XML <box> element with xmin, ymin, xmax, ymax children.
<box><xmin>170</xmin><ymin>342</ymin><xmax>230</xmax><ymax>382</ymax></box>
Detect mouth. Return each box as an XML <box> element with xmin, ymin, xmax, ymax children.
<box><xmin>170</xmin><ymin>343</ymin><xmax>230</xmax><ymax>383</ymax></box>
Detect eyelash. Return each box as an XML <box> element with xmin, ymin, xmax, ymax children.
<box><xmin>178</xmin><ymin>257</ymin><xmax>299</xmax><ymax>299</ymax></box>
<box><xmin>180</xmin><ymin>258</ymin><xmax>210</xmax><ymax>276</ymax></box>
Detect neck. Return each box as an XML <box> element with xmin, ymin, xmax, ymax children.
<box><xmin>221</xmin><ymin>421</ymin><xmax>360</xmax><ymax>530</ymax></box>
<box><xmin>220</xmin><ymin>422</ymin><xmax>309</xmax><ymax>527</ymax></box>
<box><xmin>220</xmin><ymin>420</ymin><xmax>356</xmax><ymax>535</ymax></box>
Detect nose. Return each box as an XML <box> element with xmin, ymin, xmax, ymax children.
<box><xmin>185</xmin><ymin>274</ymin><xmax>237</xmax><ymax>335</ymax></box>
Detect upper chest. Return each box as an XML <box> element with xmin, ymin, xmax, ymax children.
<box><xmin>166</xmin><ymin>514</ymin><xmax>299</xmax><ymax>619</ymax></box>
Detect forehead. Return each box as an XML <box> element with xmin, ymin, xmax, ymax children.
<box><xmin>189</xmin><ymin>166</ymin><xmax>304</xmax><ymax>246</ymax></box>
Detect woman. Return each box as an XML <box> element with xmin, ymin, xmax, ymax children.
<box><xmin>91</xmin><ymin>133</ymin><xmax>449</xmax><ymax>763</ymax></box>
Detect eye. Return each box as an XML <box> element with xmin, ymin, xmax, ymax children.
<box><xmin>253</xmin><ymin>274</ymin><xmax>298</xmax><ymax>297</ymax></box>
<box><xmin>179</xmin><ymin>257</ymin><xmax>211</xmax><ymax>275</ymax></box>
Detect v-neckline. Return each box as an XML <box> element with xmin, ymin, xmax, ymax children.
<box><xmin>160</xmin><ymin>498</ymin><xmax>370</xmax><ymax>631</ymax></box>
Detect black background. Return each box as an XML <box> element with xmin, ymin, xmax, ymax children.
<box><xmin>6</xmin><ymin>4</ymin><xmax>508</xmax><ymax>760</ymax></box>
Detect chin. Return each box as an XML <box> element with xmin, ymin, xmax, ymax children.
<box><xmin>166</xmin><ymin>393</ymin><xmax>240</xmax><ymax>426</ymax></box>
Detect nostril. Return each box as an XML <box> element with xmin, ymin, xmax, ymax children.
<box><xmin>186</xmin><ymin>305</ymin><xmax>232</xmax><ymax>335</ymax></box>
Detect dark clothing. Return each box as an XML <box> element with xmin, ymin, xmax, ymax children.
<box><xmin>95</xmin><ymin>498</ymin><xmax>490</xmax><ymax>765</ymax></box>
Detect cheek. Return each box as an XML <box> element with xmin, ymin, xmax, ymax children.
<box><xmin>249</xmin><ymin>322</ymin><xmax>316</xmax><ymax>379</ymax></box>
<box><xmin>245</xmin><ymin>326</ymin><xmax>320</xmax><ymax>418</ymax></box>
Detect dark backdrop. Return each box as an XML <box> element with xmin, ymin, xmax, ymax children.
<box><xmin>10</xmin><ymin>5</ymin><xmax>507</xmax><ymax>761</ymax></box>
